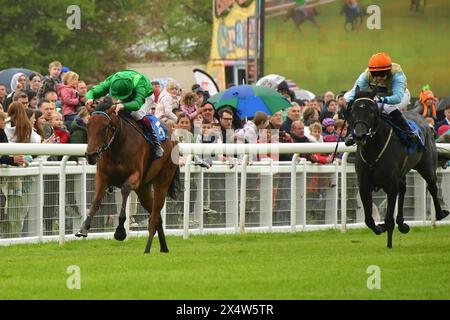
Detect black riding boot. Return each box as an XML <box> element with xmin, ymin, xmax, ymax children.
<box><xmin>390</xmin><ymin>109</ymin><xmax>418</xmax><ymax>143</ymax></box>
<box><xmin>140</xmin><ymin>117</ymin><xmax>164</xmax><ymax>158</ymax></box>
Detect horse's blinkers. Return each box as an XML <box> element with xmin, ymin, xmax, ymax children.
<box><xmin>352</xmin><ymin>97</ymin><xmax>379</xmax><ymax>144</ymax></box>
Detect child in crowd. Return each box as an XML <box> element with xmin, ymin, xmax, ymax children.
<box><xmin>306</xmin><ymin>121</ymin><xmax>323</xmax><ymax>143</ymax></box>
<box><xmin>193</xmin><ymin>120</ymin><xmax>223</xmax><ymax>168</ymax></box>
<box><xmin>164</xmin><ymin>119</ymin><xmax>176</xmax><ymax>132</ymax></box>
<box><xmin>180</xmin><ymin>92</ymin><xmax>203</xmax><ymax>120</ymax></box>
<box><xmin>155</xmin><ymin>80</ymin><xmax>180</xmax><ymax>122</ymax></box>
<box><xmin>49</xmin><ymin>111</ymin><xmax>69</xmax><ymax>144</ymax></box>
<box><xmin>307</xmin><ymin>122</ymin><xmax>334</xmax><ymax>164</ymax></box>
<box><xmin>335</xmin><ymin>119</ymin><xmax>348</xmax><ymax>141</ymax></box>
<box><xmin>38</xmin><ymin>61</ymin><xmax>62</xmax><ymax>101</ymax></box>
<box><xmin>56</xmin><ymin>71</ymin><xmax>80</xmax><ymax>131</ymax></box>
<box><xmin>322</xmin><ymin>118</ymin><xmax>339</xmax><ymax>141</ymax></box>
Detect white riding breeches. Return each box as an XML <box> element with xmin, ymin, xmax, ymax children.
<box><xmin>382</xmin><ymin>88</ymin><xmax>411</xmax><ymax>114</ymax></box>
<box><xmin>130</xmin><ymin>94</ymin><xmax>155</xmax><ymax>121</ymax></box>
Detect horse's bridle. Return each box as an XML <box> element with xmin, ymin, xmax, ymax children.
<box><xmin>85</xmin><ymin>111</ymin><xmax>122</xmax><ymax>160</ymax></box>
<box><xmin>353</xmin><ymin>97</ymin><xmax>393</xmax><ymax>168</ymax></box>
<box><xmin>352</xmin><ymin>97</ymin><xmax>380</xmax><ymax>138</ymax></box>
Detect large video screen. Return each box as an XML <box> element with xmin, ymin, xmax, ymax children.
<box><xmin>264</xmin><ymin>0</ymin><xmax>450</xmax><ymax>99</ymax></box>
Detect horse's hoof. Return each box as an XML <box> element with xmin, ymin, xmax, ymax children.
<box><xmin>398</xmin><ymin>223</ymin><xmax>410</xmax><ymax>234</ymax></box>
<box><xmin>160</xmin><ymin>247</ymin><xmax>169</xmax><ymax>253</ymax></box>
<box><xmin>114</xmin><ymin>228</ymin><xmax>127</xmax><ymax>241</ymax></box>
<box><xmin>75</xmin><ymin>230</ymin><xmax>88</xmax><ymax>238</ymax></box>
<box><xmin>374</xmin><ymin>224</ymin><xmax>386</xmax><ymax>235</ymax></box>
<box><xmin>436</xmin><ymin>210</ymin><xmax>449</xmax><ymax>221</ymax></box>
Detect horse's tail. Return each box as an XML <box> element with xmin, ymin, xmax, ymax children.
<box><xmin>168</xmin><ymin>165</ymin><xmax>182</xmax><ymax>200</ymax></box>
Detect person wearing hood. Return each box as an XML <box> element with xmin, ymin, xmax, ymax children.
<box><xmin>420</xmin><ymin>88</ymin><xmax>437</xmax><ymax>120</ymax></box>
<box><xmin>4</xmin><ymin>73</ymin><xmax>27</xmax><ymax>111</ymax></box>
<box><xmin>56</xmin><ymin>71</ymin><xmax>80</xmax><ymax>131</ymax></box>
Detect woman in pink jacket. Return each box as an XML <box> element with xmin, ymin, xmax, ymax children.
<box><xmin>56</xmin><ymin>71</ymin><xmax>80</xmax><ymax>131</ymax></box>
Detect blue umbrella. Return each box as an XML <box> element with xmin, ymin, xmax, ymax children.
<box><xmin>208</xmin><ymin>84</ymin><xmax>292</xmax><ymax>119</ymax></box>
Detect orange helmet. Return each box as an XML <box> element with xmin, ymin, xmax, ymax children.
<box><xmin>368</xmin><ymin>52</ymin><xmax>392</xmax><ymax>72</ymax></box>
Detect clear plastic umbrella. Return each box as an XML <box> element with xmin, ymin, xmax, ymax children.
<box><xmin>0</xmin><ymin>68</ymin><xmax>41</xmax><ymax>94</ymax></box>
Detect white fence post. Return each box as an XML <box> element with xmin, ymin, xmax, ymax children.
<box><xmin>290</xmin><ymin>154</ymin><xmax>299</xmax><ymax>232</ymax></box>
<box><xmin>341</xmin><ymin>152</ymin><xmax>349</xmax><ymax>233</ymax></box>
<box><xmin>37</xmin><ymin>159</ymin><xmax>44</xmax><ymax>242</ymax></box>
<box><xmin>59</xmin><ymin>156</ymin><xmax>70</xmax><ymax>246</ymax></box>
<box><xmin>183</xmin><ymin>155</ymin><xmax>193</xmax><ymax>240</ymax></box>
<box><xmin>239</xmin><ymin>155</ymin><xmax>248</xmax><ymax>233</ymax></box>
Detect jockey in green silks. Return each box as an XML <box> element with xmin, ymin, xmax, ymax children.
<box><xmin>85</xmin><ymin>70</ymin><xmax>163</xmax><ymax>158</ymax></box>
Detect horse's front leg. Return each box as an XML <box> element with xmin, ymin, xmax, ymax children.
<box><xmin>396</xmin><ymin>177</ymin><xmax>410</xmax><ymax>234</ymax></box>
<box><xmin>385</xmin><ymin>188</ymin><xmax>398</xmax><ymax>248</ymax></box>
<box><xmin>114</xmin><ymin>181</ymin><xmax>134</xmax><ymax>241</ymax></box>
<box><xmin>75</xmin><ymin>174</ymin><xmax>107</xmax><ymax>238</ymax></box>
<box><xmin>359</xmin><ymin>185</ymin><xmax>385</xmax><ymax>235</ymax></box>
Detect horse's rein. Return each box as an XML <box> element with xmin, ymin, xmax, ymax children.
<box><xmin>86</xmin><ymin>111</ymin><xmax>122</xmax><ymax>159</ymax></box>
<box><xmin>359</xmin><ymin>128</ymin><xmax>393</xmax><ymax>168</ymax></box>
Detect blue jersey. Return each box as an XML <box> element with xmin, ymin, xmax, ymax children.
<box><xmin>346</xmin><ymin>63</ymin><xmax>407</xmax><ymax>105</ymax></box>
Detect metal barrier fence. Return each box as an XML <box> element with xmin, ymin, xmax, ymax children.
<box><xmin>1</xmin><ymin>143</ymin><xmax>450</xmax><ymax>245</ymax></box>
<box><xmin>1</xmin><ymin>155</ymin><xmax>449</xmax><ymax>246</ymax></box>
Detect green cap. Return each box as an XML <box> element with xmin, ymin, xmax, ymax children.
<box><xmin>109</xmin><ymin>75</ymin><xmax>133</xmax><ymax>100</ymax></box>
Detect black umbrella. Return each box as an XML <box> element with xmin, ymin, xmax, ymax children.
<box><xmin>0</xmin><ymin>68</ymin><xmax>42</xmax><ymax>94</ymax></box>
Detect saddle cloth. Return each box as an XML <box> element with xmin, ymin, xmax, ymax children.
<box><xmin>381</xmin><ymin>114</ymin><xmax>425</xmax><ymax>154</ymax></box>
<box><xmin>145</xmin><ymin>114</ymin><xmax>168</xmax><ymax>143</ymax></box>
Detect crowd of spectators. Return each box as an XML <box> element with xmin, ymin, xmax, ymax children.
<box><xmin>1</xmin><ymin>61</ymin><xmax>449</xmax><ymax>235</ymax></box>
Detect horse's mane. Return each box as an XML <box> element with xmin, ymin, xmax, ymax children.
<box><xmin>354</xmin><ymin>89</ymin><xmax>373</xmax><ymax>100</ymax></box>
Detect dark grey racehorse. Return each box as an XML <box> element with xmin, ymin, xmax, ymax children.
<box><xmin>341</xmin><ymin>4</ymin><xmax>365</xmax><ymax>31</ymax></box>
<box><xmin>351</xmin><ymin>87</ymin><xmax>449</xmax><ymax>248</ymax></box>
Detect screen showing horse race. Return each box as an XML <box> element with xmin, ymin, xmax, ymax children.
<box><xmin>264</xmin><ymin>0</ymin><xmax>450</xmax><ymax>99</ymax></box>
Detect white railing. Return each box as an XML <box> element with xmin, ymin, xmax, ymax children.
<box><xmin>1</xmin><ymin>143</ymin><xmax>449</xmax><ymax>246</ymax></box>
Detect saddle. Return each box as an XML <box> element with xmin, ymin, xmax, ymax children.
<box><xmin>118</xmin><ymin>112</ymin><xmax>152</xmax><ymax>144</ymax></box>
<box><xmin>380</xmin><ymin>114</ymin><xmax>425</xmax><ymax>154</ymax></box>
<box><xmin>119</xmin><ymin>113</ymin><xmax>168</xmax><ymax>145</ymax></box>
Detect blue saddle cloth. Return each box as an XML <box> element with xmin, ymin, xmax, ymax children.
<box><xmin>381</xmin><ymin>114</ymin><xmax>425</xmax><ymax>154</ymax></box>
<box><xmin>145</xmin><ymin>114</ymin><xmax>168</xmax><ymax>144</ymax></box>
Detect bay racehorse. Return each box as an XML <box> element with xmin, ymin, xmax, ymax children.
<box><xmin>351</xmin><ymin>87</ymin><xmax>449</xmax><ymax>248</ymax></box>
<box><xmin>285</xmin><ymin>7</ymin><xmax>319</xmax><ymax>31</ymax></box>
<box><xmin>75</xmin><ymin>102</ymin><xmax>181</xmax><ymax>253</ymax></box>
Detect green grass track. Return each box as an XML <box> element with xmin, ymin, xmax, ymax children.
<box><xmin>1</xmin><ymin>225</ymin><xmax>449</xmax><ymax>299</ymax></box>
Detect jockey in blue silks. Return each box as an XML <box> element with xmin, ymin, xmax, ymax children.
<box><xmin>344</xmin><ymin>52</ymin><xmax>417</xmax><ymax>146</ymax></box>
